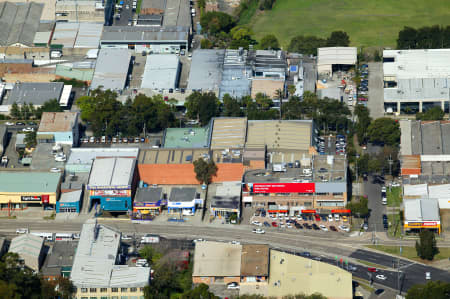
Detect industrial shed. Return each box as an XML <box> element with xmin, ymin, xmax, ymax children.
<box><xmin>317</xmin><ymin>47</ymin><xmax>357</xmax><ymax>75</ymax></box>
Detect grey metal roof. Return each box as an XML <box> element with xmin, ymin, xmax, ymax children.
<box><xmin>101</xmin><ymin>26</ymin><xmax>188</xmax><ymax>43</ymax></box>
<box><xmin>88</xmin><ymin>157</ymin><xmax>136</xmax><ymax>189</ymax></box>
<box><xmin>42</xmin><ymin>241</ymin><xmax>78</xmax><ymax>277</ymax></box>
<box><xmin>135</xmin><ymin>187</ymin><xmax>163</xmax><ymax>203</ymax></box>
<box><xmin>75</xmin><ymin>22</ymin><xmax>103</xmax><ymax>48</ymax></box>
<box><xmin>0</xmin><ymin>2</ymin><xmax>43</xmax><ymax>46</ymax></box>
<box><xmin>187</xmin><ymin>49</ymin><xmax>224</xmax><ymax>91</ymax></box>
<box><xmin>404</xmin><ymin>198</ymin><xmax>440</xmax><ymax>222</ymax></box>
<box><xmin>91</xmin><ymin>48</ymin><xmax>131</xmax><ymax>91</ymax></box>
<box><xmin>163</xmin><ymin>0</ymin><xmax>190</xmax><ymax>28</ymax></box>
<box><xmin>211</xmin><ymin>182</ymin><xmax>240</xmax><ymax>210</ymax></box>
<box><xmin>421</xmin><ymin>122</ymin><xmax>442</xmax><ymax>155</ymax></box>
<box><xmin>219</xmin><ymin>49</ymin><xmax>252</xmax><ymax>99</ymax></box>
<box><xmin>51</xmin><ymin>22</ymin><xmax>78</xmax><ymax>48</ymax></box>
<box><xmin>141</xmin><ymin>0</ymin><xmax>166</xmax><ymax>11</ymax></box>
<box><xmin>67</xmin><ymin>147</ymin><xmax>139</xmax><ymax>165</ymax></box>
<box><xmin>141</xmin><ymin>54</ymin><xmax>179</xmax><ymax>90</ymax></box>
<box><xmin>5</xmin><ymin>82</ymin><xmax>64</xmax><ymax>106</ymax></box>
<box><xmin>59</xmin><ymin>190</ymin><xmax>82</xmax><ymax>203</ymax></box>
<box><xmin>70</xmin><ymin>219</ymin><xmax>150</xmax><ymax>288</ymax></box>
<box><xmin>169</xmin><ymin>187</ymin><xmax>196</xmax><ymax>202</ymax></box>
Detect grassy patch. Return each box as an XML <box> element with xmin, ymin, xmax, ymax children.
<box><xmin>387</xmin><ymin>187</ymin><xmax>402</xmax><ymax>207</ymax></box>
<box><xmin>238</xmin><ymin>0</ymin><xmax>259</xmax><ymax>26</ymax></box>
<box><xmin>366</xmin><ymin>245</ymin><xmax>450</xmax><ymax>262</ymax></box>
<box><xmin>356</xmin><ymin>259</ymin><xmax>388</xmax><ymax>270</ymax></box>
<box><xmin>136</xmin><ymin>0</ymin><xmax>143</xmax><ymax>14</ymax></box>
<box><xmin>388</xmin><ymin>213</ymin><xmax>402</xmax><ymax>238</ymax></box>
<box><xmin>43</xmin><ymin>213</ymin><xmax>56</xmax><ymax>220</ymax></box>
<box><xmin>247</xmin><ymin>0</ymin><xmax>450</xmax><ymax>48</ymax></box>
<box><xmin>0</xmin><ymin>216</ymin><xmax>17</xmax><ymax>219</ymax></box>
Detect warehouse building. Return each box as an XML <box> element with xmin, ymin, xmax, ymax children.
<box><xmin>0</xmin><ymin>82</ymin><xmax>70</xmax><ymax>114</ymax></box>
<box><xmin>87</xmin><ymin>157</ymin><xmax>137</xmax><ymax>211</ymax></box>
<box><xmin>0</xmin><ymin>2</ymin><xmax>43</xmax><ymax>47</ymax></box>
<box><xmin>163</xmin><ymin>126</ymin><xmax>211</xmax><ymax>148</ymax></box>
<box><xmin>404</xmin><ymin>198</ymin><xmax>441</xmax><ymax>234</ymax></box>
<box><xmin>317</xmin><ymin>47</ymin><xmax>357</xmax><ymax>76</ymax></box>
<box><xmin>71</xmin><ymin>219</ymin><xmax>150</xmax><ymax>299</ymax></box>
<box><xmin>37</xmin><ymin>112</ymin><xmax>79</xmax><ymax>146</ymax></box>
<box><xmin>55</xmin><ymin>0</ymin><xmax>108</xmax><ymax>23</ymax></box>
<box><xmin>383</xmin><ymin>49</ymin><xmax>450</xmax><ymax>114</ymax></box>
<box><xmin>56</xmin><ymin>190</ymin><xmax>82</xmax><ymax>213</ymax></box>
<box><xmin>209</xmin><ymin>181</ymin><xmax>241</xmax><ymax>219</ymax></box>
<box><xmin>9</xmin><ymin>234</ymin><xmax>45</xmax><ymax>272</ymax></box>
<box><xmin>100</xmin><ymin>26</ymin><xmax>189</xmax><ymax>53</ymax></box>
<box><xmin>210</xmin><ymin>117</ymin><xmax>247</xmax><ymax>150</ymax></box>
<box><xmin>141</xmin><ymin>54</ymin><xmax>181</xmax><ymax>90</ymax></box>
<box><xmin>90</xmin><ymin>48</ymin><xmax>131</xmax><ymax>92</ymax></box>
<box><xmin>0</xmin><ymin>172</ymin><xmax>61</xmax><ymax>209</ymax></box>
<box><xmin>42</xmin><ymin>241</ymin><xmax>78</xmax><ymax>280</ymax></box>
<box><xmin>188</xmin><ymin>49</ymin><xmax>224</xmax><ymax>93</ymax></box>
<box><xmin>51</xmin><ymin>22</ymin><xmax>103</xmax><ymax>49</ymax></box>
<box><xmin>219</xmin><ymin>49</ymin><xmax>252</xmax><ymax>99</ymax></box>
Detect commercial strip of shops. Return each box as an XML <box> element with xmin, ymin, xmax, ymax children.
<box><xmin>0</xmin><ymin>172</ymin><xmax>61</xmax><ymax>210</ymax></box>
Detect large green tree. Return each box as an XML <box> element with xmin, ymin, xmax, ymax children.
<box><xmin>367</xmin><ymin>117</ymin><xmax>400</xmax><ymax>146</ymax></box>
<box><xmin>193</xmin><ymin>158</ymin><xmax>218</xmax><ymax>185</ymax></box>
<box><xmin>288</xmin><ymin>35</ymin><xmax>327</xmax><ymax>56</ymax></box>
<box><xmin>260</xmin><ymin>34</ymin><xmax>280</xmax><ymax>50</ymax></box>
<box><xmin>35</xmin><ymin>99</ymin><xmax>63</xmax><ymax>119</ymax></box>
<box><xmin>200</xmin><ymin>11</ymin><xmax>235</xmax><ymax>35</ymax></box>
<box><xmin>406</xmin><ymin>281</ymin><xmax>450</xmax><ymax>299</ymax></box>
<box><xmin>326</xmin><ymin>31</ymin><xmax>350</xmax><ymax>47</ymax></box>
<box><xmin>180</xmin><ymin>284</ymin><xmax>218</xmax><ymax>299</ymax></box>
<box><xmin>185</xmin><ymin>92</ymin><xmax>220</xmax><ymax>125</ymax></box>
<box><xmin>354</xmin><ymin>105</ymin><xmax>372</xmax><ymax>144</ymax></box>
<box><xmin>222</xmin><ymin>94</ymin><xmax>242</xmax><ymax>117</ymax></box>
<box><xmin>416</xmin><ymin>230</ymin><xmax>439</xmax><ymax>261</ymax></box>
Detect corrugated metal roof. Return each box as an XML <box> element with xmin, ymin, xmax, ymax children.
<box><xmin>88</xmin><ymin>157</ymin><xmax>135</xmax><ymax>188</ymax></box>
<box><xmin>33</xmin><ymin>31</ymin><xmax>52</xmax><ymax>45</ymax></box>
<box><xmin>90</xmin><ymin>48</ymin><xmax>131</xmax><ymax>91</ymax></box>
<box><xmin>403</xmin><ymin>184</ymin><xmax>428</xmax><ymax>197</ymax></box>
<box><xmin>141</xmin><ymin>54</ymin><xmax>179</xmax><ymax>90</ymax></box>
<box><xmin>404</xmin><ymin>198</ymin><xmax>440</xmax><ymax>221</ymax></box>
<box><xmin>318</xmin><ymin>47</ymin><xmax>357</xmax><ymax>65</ymax></box>
<box><xmin>101</xmin><ymin>26</ymin><xmax>188</xmax><ymax>43</ymax></box>
<box><xmin>59</xmin><ymin>189</ymin><xmax>82</xmax><ymax>203</ymax></box>
<box><xmin>188</xmin><ymin>49</ymin><xmax>224</xmax><ymax>91</ymax></box>
<box><xmin>5</xmin><ymin>82</ymin><xmax>64</xmax><ymax>106</ymax></box>
<box><xmin>75</xmin><ymin>22</ymin><xmax>103</xmax><ymax>48</ymax></box>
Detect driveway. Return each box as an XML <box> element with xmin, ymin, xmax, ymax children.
<box><xmin>367</xmin><ymin>62</ymin><xmax>384</xmax><ymax>119</ymax></box>
<box><xmin>364</xmin><ymin>176</ymin><xmax>386</xmax><ymax>232</ymax></box>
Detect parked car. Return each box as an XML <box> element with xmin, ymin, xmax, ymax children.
<box><xmin>22</xmin><ymin>127</ymin><xmax>34</xmax><ymax>132</ymax></box>
<box><xmin>251</xmin><ymin>220</ymin><xmax>262</xmax><ymax>226</ymax></box>
<box><xmin>376</xmin><ymin>274</ymin><xmax>387</xmax><ymax>280</ymax></box>
<box><xmin>227</xmin><ymin>282</ymin><xmax>240</xmax><ymax>290</ymax></box>
<box><xmin>319</xmin><ymin>225</ymin><xmax>328</xmax><ymax>231</ymax></box>
<box><xmin>15</xmin><ymin>122</ymin><xmax>25</xmax><ymax>126</ymax></box>
<box><xmin>252</xmin><ymin>228</ymin><xmax>265</xmax><ymax>234</ymax></box>
<box><xmin>329</xmin><ymin>226</ymin><xmax>337</xmax><ymax>232</ymax></box>
<box><xmin>300</xmin><ymin>251</ymin><xmax>311</xmax><ymax>257</ymax></box>
<box><xmin>5</xmin><ymin>121</ymin><xmax>14</xmax><ymax>126</ymax></box>
<box><xmin>312</xmin><ymin>224</ymin><xmax>320</xmax><ymax>230</ymax></box>
<box><xmin>338</xmin><ymin>225</ymin><xmax>350</xmax><ymax>232</ymax></box>
<box><xmin>271</xmin><ymin>222</ymin><xmax>278</xmax><ymax>227</ymax></box>
<box><xmin>328</xmin><ymin>214</ymin><xmax>333</xmax><ymax>222</ymax></box>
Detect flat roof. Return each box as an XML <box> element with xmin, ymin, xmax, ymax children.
<box><xmin>187</xmin><ymin>49</ymin><xmax>224</xmax><ymax>91</ymax></box>
<box><xmin>135</xmin><ymin>187</ymin><xmax>163</xmax><ymax>203</ymax></box>
<box><xmin>384</xmin><ymin>49</ymin><xmax>450</xmax><ymax>79</ymax></box>
<box><xmin>5</xmin><ymin>82</ymin><xmax>64</xmax><ymax>106</ymax></box>
<box><xmin>101</xmin><ymin>26</ymin><xmax>189</xmax><ymax>43</ymax></box>
<box><xmin>400</xmin><ymin>120</ymin><xmax>450</xmax><ymax>155</ymax></box>
<box><xmin>318</xmin><ymin>47</ymin><xmax>357</xmax><ymax>66</ymax></box>
<box><xmin>139</xmin><ymin>148</ymin><xmax>210</xmax><ymax>164</ymax></box>
<box><xmin>141</xmin><ymin>54</ymin><xmax>179</xmax><ymax>90</ymax></box>
<box><xmin>268</xmin><ymin>250</ymin><xmax>352</xmax><ymax>298</ymax></box>
<box><xmin>67</xmin><ymin>147</ymin><xmax>139</xmax><ymax>165</ymax></box>
<box><xmin>163</xmin><ymin>127</ymin><xmax>210</xmax><ymax>148</ymax></box>
<box><xmin>71</xmin><ymin>219</ymin><xmax>149</xmax><ymax>288</ymax></box>
<box><xmin>404</xmin><ymin>198</ymin><xmax>440</xmax><ymax>222</ymax></box>
<box><xmin>211</xmin><ymin>181</ymin><xmax>241</xmax><ymax>210</ymax></box>
<box><xmin>59</xmin><ymin>190</ymin><xmax>82</xmax><ymax>203</ymax></box>
<box><xmin>210</xmin><ymin>117</ymin><xmax>247</xmax><ymax>150</ymax></box>
<box><xmin>193</xmin><ymin>241</ymin><xmax>242</xmax><ymax>277</ymax></box>
<box><xmin>251</xmin><ymin>79</ymin><xmax>284</xmax><ymax>99</ymax></box>
<box><xmin>88</xmin><ymin>158</ymin><xmax>136</xmax><ymax>189</ymax></box>
<box><xmin>219</xmin><ymin>49</ymin><xmax>252</xmax><ymax>99</ymax></box>
<box><xmin>0</xmin><ymin>2</ymin><xmax>43</xmax><ymax>47</ymax></box>
<box><xmin>0</xmin><ymin>172</ymin><xmax>60</xmax><ymax>193</ymax></box>
<box><xmin>240</xmin><ymin>244</ymin><xmax>269</xmax><ymax>276</ymax></box>
<box><xmin>246</xmin><ymin>120</ymin><xmax>313</xmax><ymax>150</ymax></box>
<box><xmin>169</xmin><ymin>187</ymin><xmax>196</xmax><ymax>202</ymax></box>
<box><xmin>38</xmin><ymin>112</ymin><xmax>78</xmax><ymax>132</ymax></box>
<box><xmin>42</xmin><ymin>241</ymin><xmax>78</xmax><ymax>276</ymax></box>
<box><xmin>163</xmin><ymin>0</ymin><xmax>190</xmax><ymax>28</ymax></box>
<box><xmin>91</xmin><ymin>48</ymin><xmax>131</xmax><ymax>92</ymax></box>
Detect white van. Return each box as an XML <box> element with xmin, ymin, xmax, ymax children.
<box><xmin>382</xmin><ymin>197</ymin><xmax>387</xmax><ymax>205</ymax></box>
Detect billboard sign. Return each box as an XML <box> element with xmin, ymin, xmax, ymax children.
<box><xmin>252</xmin><ymin>183</ymin><xmax>315</xmax><ymax>193</ymax></box>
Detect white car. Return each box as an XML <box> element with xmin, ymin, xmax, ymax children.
<box><xmin>122</xmin><ymin>235</ymin><xmax>133</xmax><ymax>240</ymax></box>
<box><xmin>391</xmin><ymin>182</ymin><xmax>401</xmax><ymax>187</ymax></box>
<box><xmin>334</xmin><ymin>214</ymin><xmax>340</xmax><ymax>221</ymax></box>
<box><xmin>328</xmin><ymin>214</ymin><xmax>333</xmax><ymax>222</ymax></box>
<box><xmin>16</xmin><ymin>228</ymin><xmax>29</xmax><ymax>234</ymax></box>
<box><xmin>50</xmin><ymin>167</ymin><xmax>61</xmax><ymax>173</ymax></box>
<box><xmin>251</xmin><ymin>220</ymin><xmax>262</xmax><ymax>226</ymax></box>
<box><xmin>73</xmin><ymin>233</ymin><xmax>80</xmax><ymax>239</ymax></box>
<box><xmin>319</xmin><ymin>225</ymin><xmax>328</xmax><ymax>231</ymax></box>
<box><xmin>55</xmin><ymin>156</ymin><xmax>66</xmax><ymax>162</ymax></box>
<box><xmin>22</xmin><ymin>127</ymin><xmax>34</xmax><ymax>132</ymax></box>
<box><xmin>227</xmin><ymin>282</ymin><xmax>240</xmax><ymax>290</ymax></box>
<box><xmin>381</xmin><ymin>186</ymin><xmax>387</xmax><ymax>193</ymax></box>
<box><xmin>286</xmin><ymin>223</ymin><xmax>292</xmax><ymax>229</ymax></box>
<box><xmin>252</xmin><ymin>228</ymin><xmax>265</xmax><ymax>234</ymax></box>
<box><xmin>296</xmin><ymin>215</ymin><xmax>303</xmax><ymax>221</ymax></box>
<box><xmin>5</xmin><ymin>122</ymin><xmax>14</xmax><ymax>126</ymax></box>
<box><xmin>376</xmin><ymin>274</ymin><xmax>387</xmax><ymax>280</ymax></box>
<box><xmin>193</xmin><ymin>238</ymin><xmax>205</xmax><ymax>243</ymax></box>
<box><xmin>338</xmin><ymin>225</ymin><xmax>350</xmax><ymax>232</ymax></box>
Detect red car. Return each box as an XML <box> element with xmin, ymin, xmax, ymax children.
<box><xmin>271</xmin><ymin>222</ymin><xmax>278</xmax><ymax>227</ymax></box>
<box><xmin>314</xmin><ymin>214</ymin><xmax>321</xmax><ymax>221</ymax></box>
<box><xmin>368</xmin><ymin>267</ymin><xmax>378</xmax><ymax>273</ymax></box>
<box><xmin>358</xmin><ymin>97</ymin><xmax>368</xmax><ymax>101</ymax></box>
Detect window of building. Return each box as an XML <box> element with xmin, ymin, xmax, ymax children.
<box><xmin>121</xmin><ymin>296</ymin><xmax>129</xmax><ymax>299</ymax></box>
<box><xmin>112</xmin><ymin>288</ymin><xmax>119</xmax><ymax>292</ymax></box>
<box><xmin>112</xmin><ymin>296</ymin><xmax>119</xmax><ymax>299</ymax></box>
<box><xmin>81</xmin><ymin>288</ymin><xmax>88</xmax><ymax>293</ymax></box>
<box><xmin>100</xmin><ymin>288</ymin><xmax>108</xmax><ymax>293</ymax></box>
<box><xmin>130</xmin><ymin>287</ymin><xmax>138</xmax><ymax>292</ymax></box>
<box><xmin>121</xmin><ymin>288</ymin><xmax>128</xmax><ymax>292</ymax></box>
<box><xmin>90</xmin><ymin>288</ymin><xmax>97</xmax><ymax>293</ymax></box>
<box><xmin>304</xmin><ymin>202</ymin><xmax>312</xmax><ymax>207</ymax></box>
<box><xmin>89</xmin><ymin>297</ymin><xmax>97</xmax><ymax>299</ymax></box>
<box><xmin>383</xmin><ymin>57</ymin><xmax>395</xmax><ymax>62</ymax></box>
<box><xmin>315</xmin><ymin>192</ymin><xmax>328</xmax><ymax>196</ymax></box>
<box><xmin>333</xmin><ymin>192</ymin><xmax>343</xmax><ymax>196</ymax></box>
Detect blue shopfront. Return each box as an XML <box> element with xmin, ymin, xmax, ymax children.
<box><xmin>89</xmin><ymin>189</ymin><xmax>132</xmax><ymax>212</ymax></box>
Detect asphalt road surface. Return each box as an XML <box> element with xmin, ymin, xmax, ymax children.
<box><xmin>365</xmin><ymin>175</ymin><xmax>386</xmax><ymax>232</ymax></box>
<box><xmin>1</xmin><ymin>219</ymin><xmax>448</xmax><ymax>292</ymax></box>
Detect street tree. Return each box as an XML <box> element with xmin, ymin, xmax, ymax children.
<box><xmin>354</xmin><ymin>105</ymin><xmax>372</xmax><ymax>144</ymax></box>
<box><xmin>200</xmin><ymin>11</ymin><xmax>235</xmax><ymax>35</ymax></box>
<box><xmin>260</xmin><ymin>34</ymin><xmax>279</xmax><ymax>50</ymax></box>
<box><xmin>193</xmin><ymin>158</ymin><xmax>218</xmax><ymax>185</ymax></box>
<box><xmin>139</xmin><ymin>246</ymin><xmax>163</xmax><ymax>265</ymax></box>
<box><xmin>180</xmin><ymin>283</ymin><xmax>219</xmax><ymax>299</ymax></box>
<box><xmin>185</xmin><ymin>92</ymin><xmax>220</xmax><ymax>125</ymax></box>
<box><xmin>222</xmin><ymin>94</ymin><xmax>242</xmax><ymax>117</ymax></box>
<box><xmin>415</xmin><ymin>230</ymin><xmax>439</xmax><ymax>261</ymax></box>
<box><xmin>367</xmin><ymin>117</ymin><xmax>400</xmax><ymax>146</ymax></box>
<box><xmin>406</xmin><ymin>280</ymin><xmax>450</xmax><ymax>299</ymax></box>
<box><xmin>35</xmin><ymin>99</ymin><xmax>63</xmax><ymax>119</ymax></box>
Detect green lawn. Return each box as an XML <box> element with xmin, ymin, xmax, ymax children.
<box><xmin>366</xmin><ymin>245</ymin><xmax>450</xmax><ymax>262</ymax></box>
<box><xmin>388</xmin><ymin>213</ymin><xmax>402</xmax><ymax>238</ymax></box>
<box><xmin>244</xmin><ymin>0</ymin><xmax>450</xmax><ymax>48</ymax></box>
<box><xmin>387</xmin><ymin>187</ymin><xmax>402</xmax><ymax>207</ymax></box>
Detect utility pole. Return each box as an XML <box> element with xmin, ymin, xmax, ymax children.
<box><xmin>398</xmin><ymin>246</ymin><xmax>402</xmax><ymax>294</ymax></box>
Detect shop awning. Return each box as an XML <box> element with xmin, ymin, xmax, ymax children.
<box><xmin>37</xmin><ymin>134</ymin><xmax>55</xmax><ymax>140</ymax></box>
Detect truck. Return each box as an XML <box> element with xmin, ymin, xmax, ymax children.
<box><xmin>140</xmin><ymin>234</ymin><xmax>160</xmax><ymax>244</ymax></box>
<box><xmin>31</xmin><ymin>232</ymin><xmax>53</xmax><ymax>241</ymax></box>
